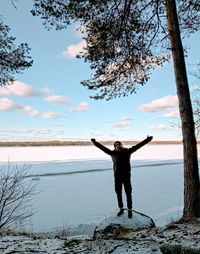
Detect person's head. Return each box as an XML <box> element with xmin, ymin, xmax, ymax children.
<box><xmin>114</xmin><ymin>141</ymin><xmax>123</xmax><ymax>151</ymax></box>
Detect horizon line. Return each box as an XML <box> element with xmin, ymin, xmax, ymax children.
<box><xmin>0</xmin><ymin>140</ymin><xmax>198</xmax><ymax>147</ymax></box>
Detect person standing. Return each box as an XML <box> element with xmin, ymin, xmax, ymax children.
<box><xmin>91</xmin><ymin>136</ymin><xmax>153</xmax><ymax>218</ymax></box>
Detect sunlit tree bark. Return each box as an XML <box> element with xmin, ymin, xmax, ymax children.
<box><xmin>166</xmin><ymin>0</ymin><xmax>200</xmax><ymax>220</ymax></box>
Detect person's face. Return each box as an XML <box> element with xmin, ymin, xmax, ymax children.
<box><xmin>114</xmin><ymin>142</ymin><xmax>123</xmax><ymax>151</ymax></box>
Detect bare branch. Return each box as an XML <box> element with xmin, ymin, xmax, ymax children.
<box><xmin>0</xmin><ymin>163</ymin><xmax>36</xmax><ymax>230</ymax></box>
<box><xmin>11</xmin><ymin>0</ymin><xmax>17</xmax><ymax>9</ymax></box>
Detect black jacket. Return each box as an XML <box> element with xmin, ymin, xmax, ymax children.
<box><xmin>92</xmin><ymin>138</ymin><xmax>151</xmax><ymax>179</ymax></box>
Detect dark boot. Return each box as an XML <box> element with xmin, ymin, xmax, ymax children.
<box><xmin>117</xmin><ymin>208</ymin><xmax>124</xmax><ymax>217</ymax></box>
<box><xmin>128</xmin><ymin>210</ymin><xmax>133</xmax><ymax>219</ymax></box>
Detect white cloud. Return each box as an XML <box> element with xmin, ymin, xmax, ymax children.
<box><xmin>23</xmin><ymin>106</ymin><xmax>40</xmax><ymax>117</ymax></box>
<box><xmin>41</xmin><ymin>112</ymin><xmax>62</xmax><ymax>119</ymax></box>
<box><xmin>0</xmin><ymin>98</ymin><xmax>22</xmax><ymax>111</ymax></box>
<box><xmin>45</xmin><ymin>95</ymin><xmax>71</xmax><ymax>105</ymax></box>
<box><xmin>164</xmin><ymin>110</ymin><xmax>180</xmax><ymax>118</ymax></box>
<box><xmin>62</xmin><ymin>40</ymin><xmax>87</xmax><ymax>58</ymax></box>
<box><xmin>114</xmin><ymin>117</ymin><xmax>133</xmax><ymax>128</ymax></box>
<box><xmin>151</xmin><ymin>124</ymin><xmax>172</xmax><ymax>131</ymax></box>
<box><xmin>0</xmin><ymin>81</ymin><xmax>42</xmax><ymax>97</ymax></box>
<box><xmin>0</xmin><ymin>129</ymin><xmax>34</xmax><ymax>134</ymax></box>
<box><xmin>35</xmin><ymin>129</ymin><xmax>52</xmax><ymax>135</ymax></box>
<box><xmin>0</xmin><ymin>98</ymin><xmax>41</xmax><ymax>117</ymax></box>
<box><xmin>90</xmin><ymin>132</ymin><xmax>104</xmax><ymax>138</ymax></box>
<box><xmin>42</xmin><ymin>86</ymin><xmax>53</xmax><ymax>96</ymax></box>
<box><xmin>139</xmin><ymin>96</ymin><xmax>178</xmax><ymax>112</ymax></box>
<box><xmin>53</xmin><ymin>123</ymin><xmax>67</xmax><ymax>127</ymax></box>
<box><xmin>15</xmin><ymin>129</ymin><xmax>34</xmax><ymax>134</ymax></box>
<box><xmin>67</xmin><ymin>102</ymin><xmax>90</xmax><ymax>112</ymax></box>
<box><xmin>0</xmin><ymin>98</ymin><xmax>62</xmax><ymax>120</ymax></box>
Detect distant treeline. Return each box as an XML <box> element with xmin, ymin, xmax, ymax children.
<box><xmin>0</xmin><ymin>140</ymin><xmax>188</xmax><ymax>147</ymax></box>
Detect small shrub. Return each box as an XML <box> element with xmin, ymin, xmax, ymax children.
<box><xmin>0</xmin><ymin>163</ymin><xmax>36</xmax><ymax>230</ymax></box>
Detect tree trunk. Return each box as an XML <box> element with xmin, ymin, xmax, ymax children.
<box><xmin>165</xmin><ymin>0</ymin><xmax>200</xmax><ymax>220</ymax></box>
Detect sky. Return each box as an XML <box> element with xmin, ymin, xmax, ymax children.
<box><xmin>0</xmin><ymin>1</ymin><xmax>200</xmax><ymax>142</ymax></box>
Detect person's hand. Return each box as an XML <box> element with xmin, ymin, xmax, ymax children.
<box><xmin>147</xmin><ymin>135</ymin><xmax>153</xmax><ymax>141</ymax></box>
<box><xmin>91</xmin><ymin>138</ymin><xmax>96</xmax><ymax>143</ymax></box>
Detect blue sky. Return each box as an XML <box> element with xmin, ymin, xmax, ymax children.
<box><xmin>0</xmin><ymin>1</ymin><xmax>200</xmax><ymax>142</ymax></box>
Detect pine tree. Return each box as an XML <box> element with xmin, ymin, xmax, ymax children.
<box><xmin>0</xmin><ymin>21</ymin><xmax>33</xmax><ymax>86</ymax></box>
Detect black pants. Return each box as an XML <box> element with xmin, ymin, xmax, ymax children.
<box><xmin>114</xmin><ymin>177</ymin><xmax>132</xmax><ymax>210</ymax></box>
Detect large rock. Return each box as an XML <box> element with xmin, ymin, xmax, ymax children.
<box><xmin>93</xmin><ymin>210</ymin><xmax>155</xmax><ymax>240</ymax></box>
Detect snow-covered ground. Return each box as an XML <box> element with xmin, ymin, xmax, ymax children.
<box><xmin>0</xmin><ymin>144</ymin><xmax>190</xmax><ymax>163</ymax></box>
<box><xmin>0</xmin><ymin>144</ymin><xmax>200</xmax><ymax>253</ymax></box>
<box><xmin>0</xmin><ymin>221</ymin><xmax>200</xmax><ymax>253</ymax></box>
<box><xmin>0</xmin><ymin>145</ymin><xmax>199</xmax><ymax>236</ymax></box>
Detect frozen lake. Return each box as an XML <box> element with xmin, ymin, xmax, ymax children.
<box><xmin>0</xmin><ymin>144</ymin><xmax>199</xmax><ymax>235</ymax></box>
<box><xmin>0</xmin><ymin>144</ymin><xmax>189</xmax><ymax>163</ymax></box>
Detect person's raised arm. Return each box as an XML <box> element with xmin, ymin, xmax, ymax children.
<box><xmin>91</xmin><ymin>138</ymin><xmax>112</xmax><ymax>155</ymax></box>
<box><xmin>129</xmin><ymin>135</ymin><xmax>153</xmax><ymax>153</ymax></box>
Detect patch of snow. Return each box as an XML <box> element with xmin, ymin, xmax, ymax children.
<box><xmin>0</xmin><ymin>235</ymin><xmax>65</xmax><ymax>254</ymax></box>
<box><xmin>96</xmin><ymin>210</ymin><xmax>154</xmax><ymax>231</ymax></box>
<box><xmin>0</xmin><ymin>222</ymin><xmax>200</xmax><ymax>253</ymax></box>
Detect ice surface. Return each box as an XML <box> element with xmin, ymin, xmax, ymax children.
<box><xmin>0</xmin><ymin>144</ymin><xmax>195</xmax><ymax>163</ymax></box>
<box><xmin>0</xmin><ymin>145</ymin><xmax>199</xmax><ymax>235</ymax></box>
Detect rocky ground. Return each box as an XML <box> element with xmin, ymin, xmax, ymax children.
<box><xmin>0</xmin><ymin>222</ymin><xmax>200</xmax><ymax>253</ymax></box>
<box><xmin>0</xmin><ymin>211</ymin><xmax>200</xmax><ymax>254</ymax></box>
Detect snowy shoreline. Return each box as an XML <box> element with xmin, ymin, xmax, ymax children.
<box><xmin>0</xmin><ymin>145</ymin><xmax>199</xmax><ymax>234</ymax></box>
<box><xmin>1</xmin><ymin>221</ymin><xmax>200</xmax><ymax>253</ymax></box>
<box><xmin>0</xmin><ymin>144</ymin><xmax>191</xmax><ymax>163</ymax></box>
<box><xmin>0</xmin><ymin>144</ymin><xmax>199</xmax><ymax>253</ymax></box>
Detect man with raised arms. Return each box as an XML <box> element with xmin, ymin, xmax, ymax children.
<box><xmin>91</xmin><ymin>136</ymin><xmax>153</xmax><ymax>218</ymax></box>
